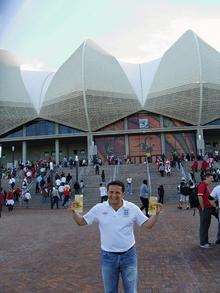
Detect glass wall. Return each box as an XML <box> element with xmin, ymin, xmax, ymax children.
<box><xmin>26</xmin><ymin>120</ymin><xmax>55</xmax><ymax>136</ymax></box>
<box><xmin>1</xmin><ymin>127</ymin><xmax>23</xmax><ymax>138</ymax></box>
<box><xmin>58</xmin><ymin>125</ymin><xmax>82</xmax><ymax>134</ymax></box>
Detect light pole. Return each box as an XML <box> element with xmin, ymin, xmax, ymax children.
<box><xmin>75</xmin><ymin>155</ymin><xmax>79</xmax><ymax>182</ymax></box>
<box><xmin>12</xmin><ymin>146</ymin><xmax>15</xmax><ymax>168</ymax></box>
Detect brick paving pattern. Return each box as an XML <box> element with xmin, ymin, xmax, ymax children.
<box><xmin>0</xmin><ymin>204</ymin><xmax>219</xmax><ymax>293</ymax></box>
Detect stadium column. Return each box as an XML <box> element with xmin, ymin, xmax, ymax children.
<box><xmin>55</xmin><ymin>139</ymin><xmax>59</xmax><ymax>165</ymax></box>
<box><xmin>22</xmin><ymin>141</ymin><xmax>27</xmax><ymax>164</ymax></box>
<box><xmin>22</xmin><ymin>125</ymin><xmax>27</xmax><ymax>163</ymax></box>
<box><xmin>124</xmin><ymin>118</ymin><xmax>129</xmax><ymax>156</ymax></box>
<box><xmin>160</xmin><ymin>115</ymin><xmax>165</xmax><ymax>155</ymax></box>
<box><xmin>196</xmin><ymin>128</ymin><xmax>205</xmax><ymax>156</ymax></box>
<box><xmin>87</xmin><ymin>133</ymin><xmax>95</xmax><ymax>164</ymax></box>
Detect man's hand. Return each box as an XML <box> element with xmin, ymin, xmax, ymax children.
<box><xmin>69</xmin><ymin>201</ymin><xmax>87</xmax><ymax>226</ymax></box>
<box><xmin>68</xmin><ymin>201</ymin><xmax>76</xmax><ymax>213</ymax></box>
<box><xmin>155</xmin><ymin>203</ymin><xmax>163</xmax><ymax>215</ymax></box>
<box><xmin>143</xmin><ymin>203</ymin><xmax>163</xmax><ymax>229</ymax></box>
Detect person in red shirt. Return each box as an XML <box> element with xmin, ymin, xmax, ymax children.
<box><xmin>191</xmin><ymin>160</ymin><xmax>198</xmax><ymax>173</ymax></box>
<box><xmin>6</xmin><ymin>190</ymin><xmax>15</xmax><ymax>212</ymax></box>
<box><xmin>201</xmin><ymin>160</ymin><xmax>209</xmax><ymax>172</ymax></box>
<box><xmin>198</xmin><ymin>173</ymin><xmax>216</xmax><ymax>248</ymax></box>
<box><xmin>62</xmin><ymin>185</ymin><xmax>71</xmax><ymax>207</ymax></box>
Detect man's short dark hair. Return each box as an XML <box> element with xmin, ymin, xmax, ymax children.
<box><xmin>107</xmin><ymin>181</ymin><xmax>125</xmax><ymax>193</ymax></box>
<box><xmin>143</xmin><ymin>179</ymin><xmax>148</xmax><ymax>185</ymax></box>
<box><xmin>203</xmin><ymin>173</ymin><xmax>213</xmax><ymax>179</ymax></box>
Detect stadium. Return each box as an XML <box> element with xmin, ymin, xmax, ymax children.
<box><xmin>0</xmin><ymin>30</ymin><xmax>220</xmax><ymax>165</ymax></box>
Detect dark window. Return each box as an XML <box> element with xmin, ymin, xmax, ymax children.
<box><xmin>206</xmin><ymin>119</ymin><xmax>220</xmax><ymax>126</ymax></box>
<box><xmin>58</xmin><ymin>125</ymin><xmax>82</xmax><ymax>134</ymax></box>
<box><xmin>26</xmin><ymin>120</ymin><xmax>55</xmax><ymax>136</ymax></box>
<box><xmin>1</xmin><ymin>127</ymin><xmax>23</xmax><ymax>138</ymax></box>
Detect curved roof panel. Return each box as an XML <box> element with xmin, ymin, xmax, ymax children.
<box><xmin>21</xmin><ymin>70</ymin><xmax>55</xmax><ymax>113</ymax></box>
<box><xmin>120</xmin><ymin>58</ymin><xmax>161</xmax><ymax>105</ymax></box>
<box><xmin>145</xmin><ymin>30</ymin><xmax>220</xmax><ymax>125</ymax></box>
<box><xmin>41</xmin><ymin>40</ymin><xmax>141</xmax><ymax>131</ymax></box>
<box><xmin>0</xmin><ymin>50</ymin><xmax>37</xmax><ymax>135</ymax></box>
<box><xmin>148</xmin><ymin>30</ymin><xmax>200</xmax><ymax>96</ymax></box>
<box><xmin>2</xmin><ymin>30</ymin><xmax>220</xmax><ymax>133</ymax></box>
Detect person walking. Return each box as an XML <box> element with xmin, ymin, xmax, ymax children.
<box><xmin>139</xmin><ymin>180</ymin><xmax>150</xmax><ymax>217</ymax></box>
<box><xmin>198</xmin><ymin>173</ymin><xmax>216</xmax><ymax>248</ymax></box>
<box><xmin>95</xmin><ymin>164</ymin><xmax>100</xmax><ymax>175</ymax></box>
<box><xmin>80</xmin><ymin>180</ymin><xmax>85</xmax><ymax>194</ymax></box>
<box><xmin>158</xmin><ymin>163</ymin><xmax>165</xmax><ymax>177</ymax></box>
<box><xmin>73</xmin><ymin>181</ymin><xmax>80</xmax><ymax>195</ymax></box>
<box><xmin>6</xmin><ymin>190</ymin><xmax>14</xmax><ymax>212</ymax></box>
<box><xmin>51</xmin><ymin>187</ymin><xmax>60</xmax><ymax>209</ymax></box>
<box><xmin>210</xmin><ymin>185</ymin><xmax>220</xmax><ymax>244</ymax></box>
<box><xmin>99</xmin><ymin>183</ymin><xmax>108</xmax><ymax>203</ymax></box>
<box><xmin>23</xmin><ymin>191</ymin><xmax>31</xmax><ymax>208</ymax></box>
<box><xmin>62</xmin><ymin>185</ymin><xmax>71</xmax><ymax>207</ymax></box>
<box><xmin>126</xmin><ymin>177</ymin><xmax>133</xmax><ymax>196</ymax></box>
<box><xmin>158</xmin><ymin>185</ymin><xmax>164</xmax><ymax>204</ymax></box>
<box><xmin>101</xmin><ymin>170</ymin><xmax>105</xmax><ymax>183</ymax></box>
<box><xmin>69</xmin><ymin>180</ymin><xmax>162</xmax><ymax>292</ymax></box>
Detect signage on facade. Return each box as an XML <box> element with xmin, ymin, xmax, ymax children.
<box><xmin>139</xmin><ymin>119</ymin><xmax>149</xmax><ymax>129</ymax></box>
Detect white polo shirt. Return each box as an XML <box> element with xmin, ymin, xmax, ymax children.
<box><xmin>211</xmin><ymin>185</ymin><xmax>220</xmax><ymax>205</ymax></box>
<box><xmin>83</xmin><ymin>200</ymin><xmax>148</xmax><ymax>252</ymax></box>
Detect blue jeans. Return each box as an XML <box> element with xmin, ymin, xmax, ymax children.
<box><xmin>101</xmin><ymin>246</ymin><xmax>137</xmax><ymax>293</ymax></box>
<box><xmin>127</xmin><ymin>183</ymin><xmax>133</xmax><ymax>196</ymax></box>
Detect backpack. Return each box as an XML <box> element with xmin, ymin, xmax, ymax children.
<box><xmin>189</xmin><ymin>185</ymin><xmax>199</xmax><ymax>210</ymax></box>
<box><xmin>180</xmin><ymin>182</ymin><xmax>189</xmax><ymax>196</ymax></box>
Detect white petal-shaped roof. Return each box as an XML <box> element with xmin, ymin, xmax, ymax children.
<box><xmin>21</xmin><ymin>70</ymin><xmax>55</xmax><ymax>113</ymax></box>
<box><xmin>0</xmin><ymin>50</ymin><xmax>37</xmax><ymax>135</ymax></box>
<box><xmin>148</xmin><ymin>30</ymin><xmax>201</xmax><ymax>95</ymax></box>
<box><xmin>1</xmin><ymin>30</ymin><xmax>220</xmax><ymax>135</ymax></box>
<box><xmin>145</xmin><ymin>30</ymin><xmax>220</xmax><ymax>125</ymax></box>
<box><xmin>40</xmin><ymin>40</ymin><xmax>141</xmax><ymax>131</ymax></box>
<box><xmin>120</xmin><ymin>58</ymin><xmax>161</xmax><ymax>105</ymax></box>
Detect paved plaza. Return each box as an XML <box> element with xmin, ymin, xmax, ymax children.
<box><xmin>0</xmin><ymin>204</ymin><xmax>219</xmax><ymax>293</ymax></box>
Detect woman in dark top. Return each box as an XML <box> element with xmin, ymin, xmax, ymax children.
<box><xmin>158</xmin><ymin>185</ymin><xmax>164</xmax><ymax>204</ymax></box>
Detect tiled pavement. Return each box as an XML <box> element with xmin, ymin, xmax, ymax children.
<box><xmin>0</xmin><ymin>205</ymin><xmax>219</xmax><ymax>293</ymax></box>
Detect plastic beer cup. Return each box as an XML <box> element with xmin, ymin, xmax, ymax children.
<box><xmin>74</xmin><ymin>194</ymin><xmax>83</xmax><ymax>213</ymax></box>
<box><xmin>149</xmin><ymin>196</ymin><xmax>158</xmax><ymax>215</ymax></box>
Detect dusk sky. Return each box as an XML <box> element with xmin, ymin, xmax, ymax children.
<box><xmin>1</xmin><ymin>0</ymin><xmax>220</xmax><ymax>71</ymax></box>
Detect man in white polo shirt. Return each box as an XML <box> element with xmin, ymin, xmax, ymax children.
<box><xmin>210</xmin><ymin>185</ymin><xmax>220</xmax><ymax>244</ymax></box>
<box><xmin>70</xmin><ymin>180</ymin><xmax>162</xmax><ymax>292</ymax></box>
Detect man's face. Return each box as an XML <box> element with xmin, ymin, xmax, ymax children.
<box><xmin>108</xmin><ymin>185</ymin><xmax>124</xmax><ymax>207</ymax></box>
<box><xmin>206</xmin><ymin>176</ymin><xmax>213</xmax><ymax>185</ymax></box>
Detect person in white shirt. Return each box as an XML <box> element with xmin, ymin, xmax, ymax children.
<box><xmin>55</xmin><ymin>178</ymin><xmax>61</xmax><ymax>187</ymax></box>
<box><xmin>61</xmin><ymin>176</ymin><xmax>66</xmax><ymax>184</ymax></box>
<box><xmin>49</xmin><ymin>161</ymin><xmax>54</xmax><ymax>171</ymax></box>
<box><xmin>58</xmin><ymin>184</ymin><xmax>64</xmax><ymax>201</ymax></box>
<box><xmin>210</xmin><ymin>185</ymin><xmax>220</xmax><ymax>244</ymax></box>
<box><xmin>69</xmin><ymin>180</ymin><xmax>162</xmax><ymax>292</ymax></box>
<box><xmin>23</xmin><ymin>191</ymin><xmax>31</xmax><ymax>208</ymax></box>
<box><xmin>126</xmin><ymin>177</ymin><xmax>133</xmax><ymax>196</ymax></box>
<box><xmin>9</xmin><ymin>177</ymin><xmax>15</xmax><ymax>189</ymax></box>
<box><xmin>99</xmin><ymin>183</ymin><xmax>108</xmax><ymax>203</ymax></box>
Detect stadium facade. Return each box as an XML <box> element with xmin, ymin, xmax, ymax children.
<box><xmin>0</xmin><ymin>30</ymin><xmax>220</xmax><ymax>165</ymax></box>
